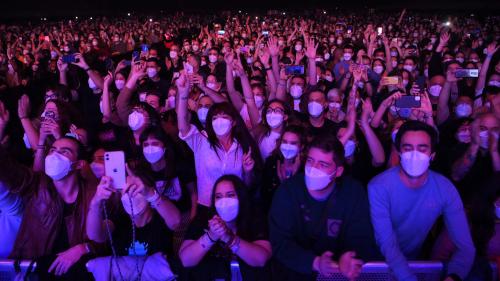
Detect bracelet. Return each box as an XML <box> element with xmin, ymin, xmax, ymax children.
<box><xmin>229</xmin><ymin>236</ymin><xmax>241</xmax><ymax>254</ymax></box>
<box><xmin>84</xmin><ymin>67</ymin><xmax>90</xmax><ymax>72</ymax></box>
<box><xmin>199</xmin><ymin>233</ymin><xmax>215</xmax><ymax>249</ymax></box>
<box><xmin>264</xmin><ymin>66</ymin><xmax>272</xmax><ymax>71</ymax></box>
<box><xmin>205</xmin><ymin>230</ymin><xmax>217</xmax><ymax>243</ymax></box>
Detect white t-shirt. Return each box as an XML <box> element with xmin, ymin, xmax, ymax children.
<box><xmin>180</xmin><ymin>125</ymin><xmax>244</xmax><ymax>207</ymax></box>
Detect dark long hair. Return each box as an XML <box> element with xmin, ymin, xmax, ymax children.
<box><xmin>210</xmin><ymin>175</ymin><xmax>258</xmax><ymax>241</ymax></box>
<box><xmin>255</xmin><ymin>99</ymin><xmax>291</xmax><ymax>144</ymax></box>
<box><xmin>204</xmin><ymin>102</ymin><xmax>262</xmax><ymax>169</ymax></box>
<box><xmin>137</xmin><ymin>126</ymin><xmax>177</xmax><ymax>189</ymax></box>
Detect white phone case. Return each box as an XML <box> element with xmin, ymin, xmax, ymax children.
<box><xmin>104</xmin><ymin>151</ymin><xmax>126</xmax><ymax>189</ymax></box>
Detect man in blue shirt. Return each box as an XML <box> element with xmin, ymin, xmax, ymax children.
<box><xmin>368</xmin><ymin>121</ymin><xmax>475</xmax><ymax>281</ymax></box>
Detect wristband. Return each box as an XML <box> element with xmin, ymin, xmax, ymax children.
<box><xmin>199</xmin><ymin>233</ymin><xmax>215</xmax><ymax>249</ymax></box>
<box><xmin>84</xmin><ymin>68</ymin><xmax>90</xmax><ymax>72</ymax></box>
<box><xmin>229</xmin><ymin>236</ymin><xmax>241</xmax><ymax>254</ymax></box>
<box><xmin>205</xmin><ymin>230</ymin><xmax>217</xmax><ymax>243</ymax></box>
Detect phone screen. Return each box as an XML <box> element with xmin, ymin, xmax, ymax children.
<box><xmin>377</xmin><ymin>27</ymin><xmax>383</xmax><ymax>36</ymax></box>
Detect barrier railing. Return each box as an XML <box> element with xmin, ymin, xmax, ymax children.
<box><xmin>0</xmin><ymin>259</ymin><xmax>497</xmax><ymax>281</ymax></box>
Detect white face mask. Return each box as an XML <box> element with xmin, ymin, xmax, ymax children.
<box><xmin>400</xmin><ymin>150</ymin><xmax>431</xmax><ymax>177</ymax></box>
<box><xmin>343</xmin><ymin>53</ymin><xmax>352</xmax><ymax>61</ymax></box>
<box><xmin>45</xmin><ymin>152</ymin><xmax>72</xmax><ymax>181</ymax></box>
<box><xmin>115</xmin><ymin>79</ymin><xmax>125</xmax><ymax>90</ymax></box>
<box><xmin>455</xmin><ymin>103</ymin><xmax>472</xmax><ymax>118</ymax></box>
<box><xmin>215</xmin><ymin>197</ymin><xmax>239</xmax><ymax>222</ymax></box>
<box><xmin>428</xmin><ymin>85</ymin><xmax>442</xmax><ymax>97</ymax></box>
<box><xmin>254</xmin><ymin>95</ymin><xmax>264</xmax><ymax>108</ymax></box>
<box><xmin>212</xmin><ymin>117</ymin><xmax>231</xmax><ymax>136</ymax></box>
<box><xmin>206</xmin><ymin>82</ymin><xmax>217</xmax><ymax>90</ymax></box>
<box><xmin>488</xmin><ymin>80</ymin><xmax>500</xmax><ymax>87</ymax></box>
<box><xmin>308</xmin><ymin>101</ymin><xmax>324</xmax><ymax>117</ymax></box>
<box><xmin>208</xmin><ymin>55</ymin><xmax>218</xmax><ymax>63</ymax></box>
<box><xmin>373</xmin><ymin>66</ymin><xmax>384</xmax><ymax>75</ymax></box>
<box><xmin>167</xmin><ymin>96</ymin><xmax>176</xmax><ymax>108</ymax></box>
<box><xmin>344</xmin><ymin>140</ymin><xmax>356</xmax><ymax>157</ymax></box>
<box><xmin>329</xmin><ymin>102</ymin><xmax>341</xmax><ymax>111</ymax></box>
<box><xmin>390</xmin><ymin>51</ymin><xmax>398</xmax><ymax>57</ymax></box>
<box><xmin>90</xmin><ymin>162</ymin><xmax>105</xmax><ymax>179</ymax></box>
<box><xmin>128</xmin><ymin>111</ymin><xmax>145</xmax><ymax>131</ymax></box>
<box><xmin>456</xmin><ymin>131</ymin><xmax>471</xmax><ymax>144</ymax></box>
<box><xmin>304</xmin><ymin>165</ymin><xmax>335</xmax><ymax>191</ymax></box>
<box><xmin>391</xmin><ymin>61</ymin><xmax>398</xmax><ymax>68</ymax></box>
<box><xmin>143</xmin><ymin>145</ymin><xmax>165</xmax><ymax>163</ymax></box>
<box><xmin>169</xmin><ymin>51</ymin><xmax>178</xmax><ymax>59</ymax></box>
<box><xmin>290</xmin><ymin>85</ymin><xmax>303</xmax><ymax>99</ymax></box>
<box><xmin>88</xmin><ymin>78</ymin><xmax>97</xmax><ymax>90</ymax></box>
<box><xmin>147</xmin><ymin>68</ymin><xmax>158</xmax><ymax>78</ymax></box>
<box><xmin>197</xmin><ymin>107</ymin><xmax>209</xmax><ymax>123</ymax></box>
<box><xmin>324</xmin><ymin>53</ymin><xmax>331</xmax><ymax>60</ymax></box>
<box><xmin>295</xmin><ymin>45</ymin><xmax>303</xmax><ymax>52</ymax></box>
<box><xmin>266</xmin><ymin>112</ymin><xmax>284</xmax><ymax>128</ymax></box>
<box><xmin>403</xmin><ymin>65</ymin><xmax>414</xmax><ymax>72</ymax></box>
<box><xmin>280</xmin><ymin>143</ymin><xmax>299</xmax><ymax>159</ymax></box>
<box><xmin>479</xmin><ymin>130</ymin><xmax>489</xmax><ymax>149</ymax></box>
<box><xmin>192</xmin><ymin>45</ymin><xmax>200</xmax><ymax>51</ymax></box>
<box><xmin>121</xmin><ymin>192</ymin><xmax>148</xmax><ymax>216</ymax></box>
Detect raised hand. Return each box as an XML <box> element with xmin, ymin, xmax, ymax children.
<box><xmin>242</xmin><ymin>147</ymin><xmax>255</xmax><ymax>172</ymax></box>
<box><xmin>267</xmin><ymin>36</ymin><xmax>280</xmax><ymax>57</ymax></box>
<box><xmin>57</xmin><ymin>58</ymin><xmax>68</xmax><ymax>72</ymax></box>
<box><xmin>486</xmin><ymin>42</ymin><xmax>498</xmax><ymax>57</ymax></box>
<box><xmin>304</xmin><ymin>38</ymin><xmax>318</xmax><ymax>59</ymax></box>
<box><xmin>258</xmin><ymin>47</ymin><xmax>271</xmax><ymax>68</ymax></box>
<box><xmin>103</xmin><ymin>71</ymin><xmax>113</xmax><ymax>88</ymax></box>
<box><xmin>72</xmin><ymin>53</ymin><xmax>90</xmax><ymax>70</ymax></box>
<box><xmin>91</xmin><ymin>176</ymin><xmax>116</xmax><ymax>206</ymax></box>
<box><xmin>18</xmin><ymin>94</ymin><xmax>31</xmax><ymax>119</ymax></box>
<box><xmin>438</xmin><ymin>32</ymin><xmax>450</xmax><ymax>47</ymax></box>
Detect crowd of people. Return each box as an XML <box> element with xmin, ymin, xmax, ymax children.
<box><xmin>0</xmin><ymin>8</ymin><xmax>499</xmax><ymax>281</ymax></box>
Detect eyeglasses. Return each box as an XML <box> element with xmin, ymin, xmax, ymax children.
<box><xmin>266</xmin><ymin>108</ymin><xmax>285</xmax><ymax>115</ymax></box>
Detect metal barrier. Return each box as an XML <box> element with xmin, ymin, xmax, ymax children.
<box><xmin>317</xmin><ymin>261</ymin><xmax>498</xmax><ymax>281</ymax></box>
<box><xmin>0</xmin><ymin>259</ymin><xmax>497</xmax><ymax>281</ymax></box>
<box><xmin>0</xmin><ymin>260</ymin><xmax>36</xmax><ymax>281</ymax></box>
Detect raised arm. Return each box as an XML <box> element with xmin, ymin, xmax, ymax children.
<box><xmin>175</xmin><ymin>73</ymin><xmax>191</xmax><ymax>137</ymax></box>
<box><xmin>267</xmin><ymin>36</ymin><xmax>281</xmax><ymax>86</ymax></box>
<box><xmin>259</xmin><ymin>46</ymin><xmax>277</xmax><ymax>100</ymax></box>
<box><xmin>451</xmin><ymin>120</ymin><xmax>481</xmax><ymax>182</ymax></box>
<box><xmin>116</xmin><ymin>61</ymin><xmax>146</xmax><ymax>124</ymax></box>
<box><xmin>72</xmin><ymin>53</ymin><xmax>105</xmax><ymax>92</ymax></box>
<box><xmin>437</xmin><ymin>70</ymin><xmax>455</xmax><ymax>125</ymax></box>
<box><xmin>236</xmin><ymin>61</ymin><xmax>260</xmax><ymax>129</ymax></box>
<box><xmin>360</xmin><ymin>99</ymin><xmax>386</xmax><ymax>166</ymax></box>
<box><xmin>370</xmin><ymin>92</ymin><xmax>401</xmax><ymax>128</ymax></box>
<box><xmin>224</xmin><ymin>52</ymin><xmax>245</xmax><ymax>112</ymax></box>
<box><xmin>475</xmin><ymin>43</ymin><xmax>498</xmax><ymax>108</ymax></box>
<box><xmin>57</xmin><ymin>58</ymin><xmax>69</xmax><ymax>86</ymax></box>
<box><xmin>86</xmin><ymin>177</ymin><xmax>116</xmax><ymax>243</ymax></box>
<box><xmin>18</xmin><ymin>95</ymin><xmax>39</xmax><ymax>149</ymax></box>
<box><xmin>304</xmin><ymin>38</ymin><xmax>318</xmax><ymax>87</ymax></box>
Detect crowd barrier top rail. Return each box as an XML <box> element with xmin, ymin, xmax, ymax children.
<box><xmin>0</xmin><ymin>259</ymin><xmax>497</xmax><ymax>281</ymax></box>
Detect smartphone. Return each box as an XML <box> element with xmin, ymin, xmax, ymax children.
<box><xmin>262</xmin><ymin>31</ymin><xmax>269</xmax><ymax>36</ymax></box>
<box><xmin>395</xmin><ymin>95</ymin><xmax>421</xmax><ymax>108</ymax></box>
<box><xmin>285</xmin><ymin>65</ymin><xmax>305</xmax><ymax>75</ymax></box>
<box><xmin>347</xmin><ymin>26</ymin><xmax>353</xmax><ymax>34</ymax></box>
<box><xmin>455</xmin><ymin>69</ymin><xmax>479</xmax><ymax>78</ymax></box>
<box><xmin>62</xmin><ymin>54</ymin><xmax>77</xmax><ymax>64</ymax></box>
<box><xmin>377</xmin><ymin>27</ymin><xmax>383</xmax><ymax>36</ymax></box>
<box><xmin>132</xmin><ymin>51</ymin><xmax>140</xmax><ymax>61</ymax></box>
<box><xmin>141</xmin><ymin>44</ymin><xmax>149</xmax><ymax>53</ymax></box>
<box><xmin>41</xmin><ymin>110</ymin><xmax>57</xmax><ymax>122</ymax></box>
<box><xmin>240</xmin><ymin>46</ymin><xmax>249</xmax><ymax>53</ymax></box>
<box><xmin>44</xmin><ymin>36</ymin><xmax>50</xmax><ymax>42</ymax></box>
<box><xmin>380</xmin><ymin>76</ymin><xmax>400</xmax><ymax>86</ymax></box>
<box><xmin>104</xmin><ymin>151</ymin><xmax>126</xmax><ymax>189</ymax></box>
<box><xmin>217</xmin><ymin>30</ymin><xmax>225</xmax><ymax>35</ymax></box>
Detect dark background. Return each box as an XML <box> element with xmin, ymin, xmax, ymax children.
<box><xmin>1</xmin><ymin>0</ymin><xmax>499</xmax><ymax>20</ymax></box>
